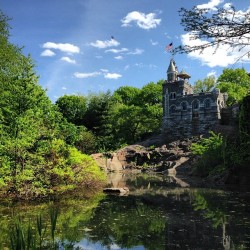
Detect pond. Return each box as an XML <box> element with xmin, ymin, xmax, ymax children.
<box><xmin>0</xmin><ymin>172</ymin><xmax>249</xmax><ymax>249</ymax></box>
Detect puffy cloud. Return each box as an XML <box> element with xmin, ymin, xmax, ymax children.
<box><xmin>42</xmin><ymin>42</ymin><xmax>80</xmax><ymax>53</ymax></box>
<box><xmin>180</xmin><ymin>33</ymin><xmax>246</xmax><ymax>67</ymax></box>
<box><xmin>197</xmin><ymin>0</ymin><xmax>224</xmax><ymax>10</ymax></box>
<box><xmin>121</xmin><ymin>11</ymin><xmax>161</xmax><ymax>30</ymax></box>
<box><xmin>61</xmin><ymin>57</ymin><xmax>76</xmax><ymax>64</ymax></box>
<box><xmin>104</xmin><ymin>73</ymin><xmax>122</xmax><ymax>79</ymax></box>
<box><xmin>90</xmin><ymin>39</ymin><xmax>120</xmax><ymax>49</ymax></box>
<box><xmin>74</xmin><ymin>72</ymin><xmax>101</xmax><ymax>78</ymax></box>
<box><xmin>40</xmin><ymin>49</ymin><xmax>55</xmax><ymax>57</ymax></box>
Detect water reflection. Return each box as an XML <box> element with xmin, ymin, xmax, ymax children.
<box><xmin>0</xmin><ymin>173</ymin><xmax>249</xmax><ymax>249</ymax></box>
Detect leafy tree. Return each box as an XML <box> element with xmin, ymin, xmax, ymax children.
<box><xmin>193</xmin><ymin>76</ymin><xmax>216</xmax><ymax>93</ymax></box>
<box><xmin>112</xmin><ymin>86</ymin><xmax>140</xmax><ymax>105</ymax></box>
<box><xmin>74</xmin><ymin>127</ymin><xmax>96</xmax><ymax>155</ymax></box>
<box><xmin>218</xmin><ymin>68</ymin><xmax>250</xmax><ymax>88</ymax></box>
<box><xmin>138</xmin><ymin>81</ymin><xmax>163</xmax><ymax>105</ymax></box>
<box><xmin>175</xmin><ymin>5</ymin><xmax>250</xmax><ymax>62</ymax></box>
<box><xmin>0</xmin><ymin>10</ymin><xmax>106</xmax><ymax>198</ymax></box>
<box><xmin>55</xmin><ymin>95</ymin><xmax>87</xmax><ymax>126</ymax></box>
<box><xmin>217</xmin><ymin>68</ymin><xmax>250</xmax><ymax>105</ymax></box>
<box><xmin>83</xmin><ymin>91</ymin><xmax>113</xmax><ymax>135</ymax></box>
<box><xmin>109</xmin><ymin>103</ymin><xmax>162</xmax><ymax>145</ymax></box>
<box><xmin>191</xmin><ymin>132</ymin><xmax>225</xmax><ymax>176</ymax></box>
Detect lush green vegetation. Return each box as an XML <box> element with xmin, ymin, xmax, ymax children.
<box><xmin>1</xmin><ymin>7</ymin><xmax>249</xmax><ymax>199</ymax></box>
<box><xmin>55</xmin><ymin>81</ymin><xmax>163</xmax><ymax>151</ymax></box>
<box><xmin>191</xmin><ymin>95</ymin><xmax>250</xmax><ymax>177</ymax></box>
<box><xmin>217</xmin><ymin>68</ymin><xmax>250</xmax><ymax>106</ymax></box>
<box><xmin>0</xmin><ymin>11</ymin><xmax>106</xmax><ymax>199</ymax></box>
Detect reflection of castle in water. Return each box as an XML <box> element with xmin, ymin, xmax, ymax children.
<box><xmin>162</xmin><ymin>59</ymin><xmax>228</xmax><ymax>139</ymax></box>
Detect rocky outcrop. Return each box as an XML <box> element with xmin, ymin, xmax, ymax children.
<box><xmin>92</xmin><ymin>137</ymin><xmax>200</xmax><ymax>176</ymax></box>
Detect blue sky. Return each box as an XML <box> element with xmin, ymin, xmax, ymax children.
<box><xmin>1</xmin><ymin>0</ymin><xmax>250</xmax><ymax>102</ymax></box>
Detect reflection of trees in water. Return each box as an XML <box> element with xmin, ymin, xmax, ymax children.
<box><xmin>85</xmin><ymin>195</ymin><xmax>166</xmax><ymax>250</ymax></box>
<box><xmin>192</xmin><ymin>191</ymin><xmax>249</xmax><ymax>250</ymax></box>
<box><xmin>0</xmin><ymin>182</ymin><xmax>249</xmax><ymax>250</ymax></box>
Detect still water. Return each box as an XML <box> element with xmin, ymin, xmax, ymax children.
<box><xmin>0</xmin><ymin>172</ymin><xmax>249</xmax><ymax>249</ymax></box>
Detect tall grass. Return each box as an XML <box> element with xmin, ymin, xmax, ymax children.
<box><xmin>10</xmin><ymin>207</ymin><xmax>59</xmax><ymax>250</ymax></box>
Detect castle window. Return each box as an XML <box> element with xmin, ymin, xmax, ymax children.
<box><xmin>192</xmin><ymin>99</ymin><xmax>199</xmax><ymax>110</ymax></box>
<box><xmin>170</xmin><ymin>92</ymin><xmax>176</xmax><ymax>100</ymax></box>
<box><xmin>204</xmin><ymin>99</ymin><xmax>211</xmax><ymax>109</ymax></box>
<box><xmin>181</xmin><ymin>101</ymin><xmax>188</xmax><ymax>111</ymax></box>
<box><xmin>170</xmin><ymin>105</ymin><xmax>176</xmax><ymax>114</ymax></box>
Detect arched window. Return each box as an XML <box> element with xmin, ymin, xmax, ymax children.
<box><xmin>181</xmin><ymin>101</ymin><xmax>188</xmax><ymax>111</ymax></box>
<box><xmin>170</xmin><ymin>105</ymin><xmax>176</xmax><ymax>114</ymax></box>
<box><xmin>204</xmin><ymin>99</ymin><xmax>211</xmax><ymax>109</ymax></box>
<box><xmin>192</xmin><ymin>99</ymin><xmax>199</xmax><ymax>110</ymax></box>
<box><xmin>170</xmin><ymin>92</ymin><xmax>176</xmax><ymax>100</ymax></box>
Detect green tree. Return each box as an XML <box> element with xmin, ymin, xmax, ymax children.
<box><xmin>83</xmin><ymin>91</ymin><xmax>113</xmax><ymax>135</ymax></box>
<box><xmin>109</xmin><ymin>103</ymin><xmax>162</xmax><ymax>145</ymax></box>
<box><xmin>55</xmin><ymin>95</ymin><xmax>87</xmax><ymax>126</ymax></box>
<box><xmin>112</xmin><ymin>86</ymin><xmax>140</xmax><ymax>105</ymax></box>
<box><xmin>0</xmin><ymin>11</ymin><xmax>106</xmax><ymax>197</ymax></box>
<box><xmin>217</xmin><ymin>68</ymin><xmax>250</xmax><ymax>105</ymax></box>
<box><xmin>193</xmin><ymin>76</ymin><xmax>216</xmax><ymax>93</ymax></box>
<box><xmin>138</xmin><ymin>81</ymin><xmax>163</xmax><ymax>105</ymax></box>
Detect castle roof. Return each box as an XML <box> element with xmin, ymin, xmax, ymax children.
<box><xmin>167</xmin><ymin>59</ymin><xmax>177</xmax><ymax>73</ymax></box>
<box><xmin>178</xmin><ymin>69</ymin><xmax>191</xmax><ymax>79</ymax></box>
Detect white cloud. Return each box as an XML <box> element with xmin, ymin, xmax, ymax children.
<box><xmin>223</xmin><ymin>3</ymin><xmax>232</xmax><ymax>10</ymax></box>
<box><xmin>114</xmin><ymin>56</ymin><xmax>123</xmax><ymax>60</ymax></box>
<box><xmin>42</xmin><ymin>42</ymin><xmax>80</xmax><ymax>53</ymax></box>
<box><xmin>197</xmin><ymin>0</ymin><xmax>224</xmax><ymax>10</ymax></box>
<box><xmin>62</xmin><ymin>86</ymin><xmax>67</xmax><ymax>90</ymax></box>
<box><xmin>41</xmin><ymin>49</ymin><xmax>55</xmax><ymax>57</ymax></box>
<box><xmin>90</xmin><ymin>39</ymin><xmax>120</xmax><ymax>49</ymax></box>
<box><xmin>181</xmin><ymin>33</ymin><xmax>244</xmax><ymax>67</ymax></box>
<box><xmin>127</xmin><ymin>48</ymin><xmax>144</xmax><ymax>55</ymax></box>
<box><xmin>74</xmin><ymin>69</ymin><xmax>122</xmax><ymax>80</ymax></box>
<box><xmin>207</xmin><ymin>70</ymin><xmax>217</xmax><ymax>77</ymax></box>
<box><xmin>74</xmin><ymin>72</ymin><xmax>101</xmax><ymax>78</ymax></box>
<box><xmin>100</xmin><ymin>69</ymin><xmax>109</xmax><ymax>73</ymax></box>
<box><xmin>121</xmin><ymin>11</ymin><xmax>161</xmax><ymax>30</ymax></box>
<box><xmin>104</xmin><ymin>73</ymin><xmax>122</xmax><ymax>79</ymax></box>
<box><xmin>105</xmin><ymin>48</ymin><xmax>128</xmax><ymax>53</ymax></box>
<box><xmin>61</xmin><ymin>57</ymin><xmax>76</xmax><ymax>64</ymax></box>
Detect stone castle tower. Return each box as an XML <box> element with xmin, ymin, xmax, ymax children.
<box><xmin>162</xmin><ymin>59</ymin><xmax>228</xmax><ymax>139</ymax></box>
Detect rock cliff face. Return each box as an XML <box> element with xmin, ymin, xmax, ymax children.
<box><xmin>92</xmin><ymin>137</ymin><xmax>201</xmax><ymax>176</ymax></box>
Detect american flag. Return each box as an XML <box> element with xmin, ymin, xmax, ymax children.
<box><xmin>166</xmin><ymin>42</ymin><xmax>173</xmax><ymax>51</ymax></box>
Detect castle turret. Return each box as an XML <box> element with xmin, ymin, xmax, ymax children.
<box><xmin>167</xmin><ymin>59</ymin><xmax>178</xmax><ymax>81</ymax></box>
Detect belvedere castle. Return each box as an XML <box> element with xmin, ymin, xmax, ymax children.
<box><xmin>162</xmin><ymin>59</ymin><xmax>228</xmax><ymax>139</ymax></box>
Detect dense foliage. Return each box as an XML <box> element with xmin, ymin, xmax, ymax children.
<box><xmin>193</xmin><ymin>76</ymin><xmax>216</xmax><ymax>93</ymax></box>
<box><xmin>191</xmin><ymin>95</ymin><xmax>250</xmax><ymax>177</ymax></box>
<box><xmin>56</xmin><ymin>81</ymin><xmax>163</xmax><ymax>151</ymax></box>
<box><xmin>217</xmin><ymin>68</ymin><xmax>250</xmax><ymax>106</ymax></box>
<box><xmin>0</xmin><ymin>11</ymin><xmax>105</xmax><ymax>199</ymax></box>
<box><xmin>193</xmin><ymin>68</ymin><xmax>249</xmax><ymax>106</ymax></box>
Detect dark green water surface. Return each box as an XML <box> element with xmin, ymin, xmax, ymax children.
<box><xmin>0</xmin><ymin>173</ymin><xmax>249</xmax><ymax>249</ymax></box>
